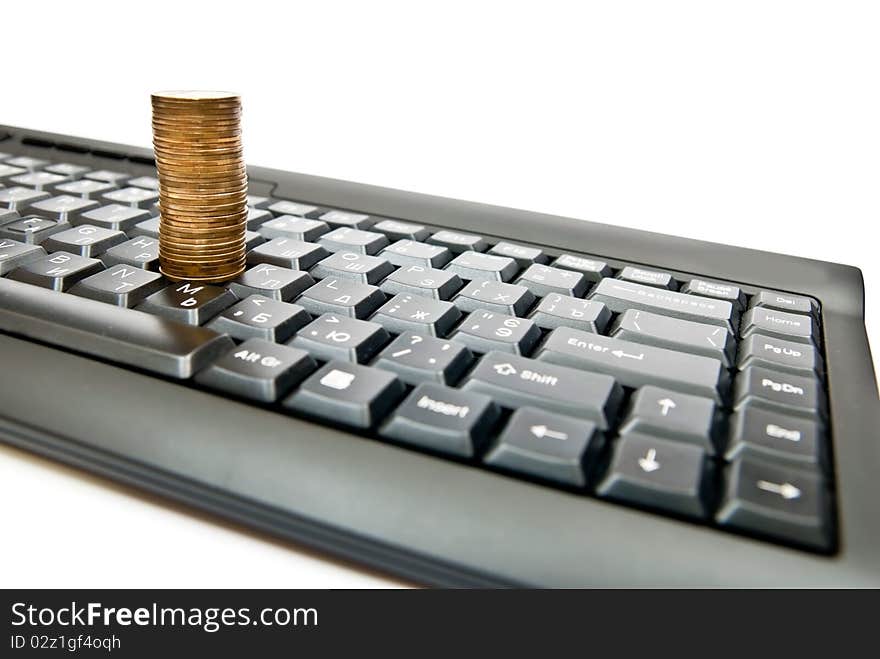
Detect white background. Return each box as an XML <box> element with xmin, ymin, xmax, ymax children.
<box><xmin>1</xmin><ymin>1</ymin><xmax>877</xmax><ymax>588</ymax></box>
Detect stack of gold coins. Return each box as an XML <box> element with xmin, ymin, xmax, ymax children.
<box><xmin>151</xmin><ymin>91</ymin><xmax>247</xmax><ymax>282</ymax></box>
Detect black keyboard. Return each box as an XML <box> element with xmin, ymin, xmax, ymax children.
<box><xmin>1</xmin><ymin>125</ymin><xmax>878</xmax><ymax>587</ymax></box>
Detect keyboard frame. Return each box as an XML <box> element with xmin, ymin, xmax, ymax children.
<box><xmin>1</xmin><ymin>124</ymin><xmax>878</xmax><ymax>587</ymax></box>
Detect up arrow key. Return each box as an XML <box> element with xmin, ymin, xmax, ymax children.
<box><xmin>657</xmin><ymin>398</ymin><xmax>676</xmax><ymax>416</ymax></box>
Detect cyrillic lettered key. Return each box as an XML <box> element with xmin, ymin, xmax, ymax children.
<box><xmin>289</xmin><ymin>313</ymin><xmax>389</xmax><ymax>363</ymax></box>
<box><xmin>611</xmin><ymin>308</ymin><xmax>734</xmax><ymax>366</ymax></box>
<box><xmin>752</xmin><ymin>290</ymin><xmax>819</xmax><ymax>318</ymax></box>
<box><xmin>515</xmin><ymin>264</ymin><xmax>588</xmax><ymax>298</ymax></box>
<box><xmin>380</xmin><ymin>264</ymin><xmax>462</xmax><ymax>300</ymax></box>
<box><xmin>528</xmin><ymin>294</ymin><xmax>610</xmax><ymax>333</ymax></box>
<box><xmin>725</xmin><ymin>404</ymin><xmax>824</xmax><ymax>468</ymax></box>
<box><xmin>380</xmin><ymin>383</ymin><xmax>500</xmax><ymax>457</ymax></box>
<box><xmin>536</xmin><ymin>327</ymin><xmax>726</xmax><ymax>402</ymax></box>
<box><xmin>207</xmin><ymin>295</ymin><xmax>311</xmax><ymax>343</ymax></box>
<box><xmin>488</xmin><ymin>242</ymin><xmax>549</xmax><ymax>267</ymax></box>
<box><xmin>283</xmin><ymin>361</ymin><xmax>405</xmax><ymax>428</ymax></box>
<box><xmin>259</xmin><ymin>215</ymin><xmax>329</xmax><ymax>242</ymax></box>
<box><xmin>741</xmin><ymin>307</ymin><xmax>820</xmax><ymax>346</ymax></box>
<box><xmin>318</xmin><ymin>227</ymin><xmax>388</xmax><ymax>255</ymax></box>
<box><xmin>68</xmin><ymin>264</ymin><xmax>165</xmax><ymax>307</ymax></box>
<box><xmin>737</xmin><ymin>334</ymin><xmax>823</xmax><ymax>378</ymax></box>
<box><xmin>450</xmin><ymin>310</ymin><xmax>541</xmax><ymax>355</ymax></box>
<box><xmin>452</xmin><ymin>280</ymin><xmax>535</xmax><ymax>317</ymax></box>
<box><xmin>734</xmin><ymin>366</ymin><xmax>825</xmax><ymax>419</ymax></box>
<box><xmin>41</xmin><ymin>225</ymin><xmax>126</xmax><ymax>257</ymax></box>
<box><xmin>381</xmin><ymin>240</ymin><xmax>452</xmax><ymax>268</ymax></box>
<box><xmin>597</xmin><ymin>434</ymin><xmax>712</xmax><ymax>519</ymax></box>
<box><xmin>0</xmin><ymin>239</ymin><xmax>45</xmax><ymax>276</ymax></box>
<box><xmin>101</xmin><ymin>236</ymin><xmax>159</xmax><ymax>270</ymax></box>
<box><xmin>296</xmin><ymin>277</ymin><xmax>386</xmax><ymax>319</ymax></box>
<box><xmin>137</xmin><ymin>282</ymin><xmax>236</xmax><ymax>325</ymax></box>
<box><xmin>620</xmin><ymin>386</ymin><xmax>717</xmax><ymax>454</ymax></box>
<box><xmin>8</xmin><ymin>251</ymin><xmax>103</xmax><ymax>291</ymax></box>
<box><xmin>681</xmin><ymin>278</ymin><xmax>746</xmax><ymax>308</ymax></box>
<box><xmin>372</xmin><ymin>332</ymin><xmax>473</xmax><ymax>385</ymax></box>
<box><xmin>619</xmin><ymin>266</ymin><xmax>675</xmax><ymax>289</ymax></box>
<box><xmin>461</xmin><ymin>351</ymin><xmax>622</xmax><ymax>429</ymax></box>
<box><xmin>427</xmin><ymin>230</ymin><xmax>488</xmax><ymax>253</ymax></box>
<box><xmin>228</xmin><ymin>264</ymin><xmax>314</xmax><ymax>301</ymax></box>
<box><xmin>0</xmin><ymin>215</ymin><xmax>69</xmax><ymax>244</ymax></box>
<box><xmin>371</xmin><ymin>293</ymin><xmax>461</xmax><ymax>336</ymax></box>
<box><xmin>484</xmin><ymin>408</ymin><xmax>602</xmax><ymax>487</ymax></box>
<box><xmin>550</xmin><ymin>254</ymin><xmax>611</xmax><ymax>282</ymax></box>
<box><xmin>372</xmin><ymin>219</ymin><xmax>430</xmax><ymax>241</ymax></box>
<box><xmin>247</xmin><ymin>237</ymin><xmax>328</xmax><ymax>271</ymax></box>
<box><xmin>76</xmin><ymin>204</ymin><xmax>150</xmax><ymax>231</ymax></box>
<box><xmin>311</xmin><ymin>251</ymin><xmax>395</xmax><ymax>285</ymax></box>
<box><xmin>195</xmin><ymin>339</ymin><xmax>316</xmax><ymax>402</ymax></box>
<box><xmin>445</xmin><ymin>250</ymin><xmax>518</xmax><ymax>282</ymax></box>
<box><xmin>590</xmin><ymin>278</ymin><xmax>735</xmax><ymax>330</ymax></box>
<box><xmin>716</xmin><ymin>458</ymin><xmax>830</xmax><ymax>550</ymax></box>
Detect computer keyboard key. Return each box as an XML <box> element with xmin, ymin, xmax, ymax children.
<box><xmin>245</xmin><ymin>207</ymin><xmax>272</xmax><ymax>230</ymax></box>
<box><xmin>0</xmin><ymin>277</ymin><xmax>234</xmax><ymax>378</ymax></box>
<box><xmin>515</xmin><ymin>264</ymin><xmax>588</xmax><ymax>298</ymax></box>
<box><xmin>68</xmin><ymin>263</ymin><xmax>165</xmax><ymax>307</ymax></box>
<box><xmin>590</xmin><ymin>278</ymin><xmax>735</xmax><ymax>331</ymax></box>
<box><xmin>247</xmin><ymin>237</ymin><xmax>328</xmax><ymax>271</ymax></box>
<box><xmin>0</xmin><ymin>164</ymin><xmax>28</xmax><ymax>183</ymax></box>
<box><xmin>619</xmin><ymin>266</ymin><xmax>675</xmax><ymax>289</ymax></box>
<box><xmin>0</xmin><ymin>209</ymin><xmax>18</xmax><ymax>226</ymax></box>
<box><xmin>461</xmin><ymin>351</ymin><xmax>622</xmax><ymax>429</ymax></box>
<box><xmin>244</xmin><ymin>231</ymin><xmax>264</xmax><ymax>250</ymax></box>
<box><xmin>372</xmin><ymin>332</ymin><xmax>473</xmax><ymax>386</ymax></box>
<box><xmin>10</xmin><ymin>171</ymin><xmax>69</xmax><ymax>190</ymax></box>
<box><xmin>484</xmin><ymin>408</ymin><xmax>602</xmax><ymax>487</ymax></box>
<box><xmin>318</xmin><ymin>210</ymin><xmax>374</xmax><ymax>229</ymax></box>
<box><xmin>752</xmin><ymin>290</ymin><xmax>819</xmax><ymax>318</ymax></box>
<box><xmin>0</xmin><ymin>239</ymin><xmax>45</xmax><ymax>275</ymax></box>
<box><xmin>738</xmin><ymin>334</ymin><xmax>823</xmax><ymax>378</ymax></box>
<box><xmin>620</xmin><ymin>386</ymin><xmax>718</xmax><ymax>454</ymax></box>
<box><xmin>550</xmin><ymin>254</ymin><xmax>611</xmax><ymax>282</ymax></box>
<box><xmin>380</xmin><ymin>264</ymin><xmax>462</xmax><ymax>300</ymax></box>
<box><xmin>85</xmin><ymin>170</ymin><xmax>130</xmax><ymax>185</ymax></box>
<box><xmin>488</xmin><ymin>242</ymin><xmax>549</xmax><ymax>267</ymax></box>
<box><xmin>101</xmin><ymin>187</ymin><xmax>159</xmax><ymax>209</ymax></box>
<box><xmin>247</xmin><ymin>195</ymin><xmax>271</xmax><ymax>209</ymax></box>
<box><xmin>528</xmin><ymin>294</ymin><xmax>610</xmax><ymax>333</ymax></box>
<box><xmin>44</xmin><ymin>162</ymin><xmax>89</xmax><ymax>177</ymax></box>
<box><xmin>740</xmin><ymin>307</ymin><xmax>819</xmax><ymax>346</ymax></box>
<box><xmin>207</xmin><ymin>295</ymin><xmax>311</xmax><ymax>343</ymax></box>
<box><xmin>597</xmin><ymin>434</ymin><xmax>712</xmax><ymax>519</ymax></box>
<box><xmin>536</xmin><ymin>327</ymin><xmax>725</xmax><ymax>402</ymax></box>
<box><xmin>681</xmin><ymin>278</ymin><xmax>746</xmax><ymax>308</ymax></box>
<box><xmin>725</xmin><ymin>404</ymin><xmax>824</xmax><ymax>468</ymax></box>
<box><xmin>52</xmin><ymin>179</ymin><xmax>117</xmax><ymax>199</ymax></box>
<box><xmin>101</xmin><ymin>236</ymin><xmax>160</xmax><ymax>270</ymax></box>
<box><xmin>451</xmin><ymin>280</ymin><xmax>535</xmax><ymax>317</ymax></box>
<box><xmin>259</xmin><ymin>215</ymin><xmax>329</xmax><ymax>242</ymax></box>
<box><xmin>427</xmin><ymin>230</ymin><xmax>488</xmax><ymax>254</ymax></box>
<box><xmin>0</xmin><ymin>186</ymin><xmax>50</xmax><ymax>211</ymax></box>
<box><xmin>5</xmin><ymin>156</ymin><xmax>49</xmax><ymax>171</ymax></box>
<box><xmin>137</xmin><ymin>282</ymin><xmax>236</xmax><ymax>325</ymax></box>
<box><xmin>611</xmin><ymin>308</ymin><xmax>735</xmax><ymax>366</ymax></box>
<box><xmin>318</xmin><ymin>227</ymin><xmax>389</xmax><ymax>255</ymax></box>
<box><xmin>283</xmin><ymin>361</ymin><xmax>405</xmax><ymax>429</ymax></box>
<box><xmin>227</xmin><ymin>264</ymin><xmax>314</xmax><ymax>302</ymax></box>
<box><xmin>28</xmin><ymin>195</ymin><xmax>100</xmax><ymax>221</ymax></box>
<box><xmin>296</xmin><ymin>278</ymin><xmax>385</xmax><ymax>319</ymax></box>
<box><xmin>450</xmin><ymin>310</ymin><xmax>541</xmax><ymax>355</ymax></box>
<box><xmin>381</xmin><ymin>240</ymin><xmax>452</xmax><ymax>268</ymax></box>
<box><xmin>7</xmin><ymin>251</ymin><xmax>103</xmax><ymax>291</ymax></box>
<box><xmin>445</xmin><ymin>250</ymin><xmax>518</xmax><ymax>282</ymax></box>
<box><xmin>372</xmin><ymin>219</ymin><xmax>430</xmax><ymax>242</ymax></box>
<box><xmin>126</xmin><ymin>176</ymin><xmax>160</xmax><ymax>190</ymax></box>
<box><xmin>0</xmin><ymin>216</ymin><xmax>70</xmax><ymax>244</ymax></box>
<box><xmin>716</xmin><ymin>458</ymin><xmax>830</xmax><ymax>550</ymax></box>
<box><xmin>76</xmin><ymin>204</ymin><xmax>151</xmax><ymax>231</ymax></box>
<box><xmin>195</xmin><ymin>339</ymin><xmax>317</xmax><ymax>403</ymax></box>
<box><xmin>41</xmin><ymin>225</ymin><xmax>126</xmax><ymax>258</ymax></box>
<box><xmin>380</xmin><ymin>383</ymin><xmax>500</xmax><ymax>458</ymax></box>
<box><xmin>289</xmin><ymin>313</ymin><xmax>390</xmax><ymax>363</ymax></box>
<box><xmin>734</xmin><ymin>366</ymin><xmax>825</xmax><ymax>419</ymax></box>
<box><xmin>268</xmin><ymin>200</ymin><xmax>319</xmax><ymax>217</ymax></box>
<box><xmin>371</xmin><ymin>293</ymin><xmax>461</xmax><ymax>337</ymax></box>
<box><xmin>311</xmin><ymin>251</ymin><xmax>395</xmax><ymax>285</ymax></box>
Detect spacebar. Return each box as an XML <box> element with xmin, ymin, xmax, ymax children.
<box><xmin>0</xmin><ymin>278</ymin><xmax>234</xmax><ymax>378</ymax></box>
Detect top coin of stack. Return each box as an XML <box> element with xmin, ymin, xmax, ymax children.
<box><xmin>151</xmin><ymin>91</ymin><xmax>247</xmax><ymax>282</ymax></box>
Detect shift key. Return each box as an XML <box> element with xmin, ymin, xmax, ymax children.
<box><xmin>535</xmin><ymin>327</ymin><xmax>727</xmax><ymax>402</ymax></box>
